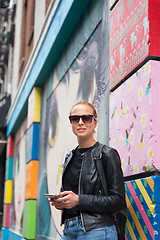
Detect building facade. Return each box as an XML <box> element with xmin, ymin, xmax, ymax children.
<box><xmin>1</xmin><ymin>0</ymin><xmax>160</xmax><ymax>239</ymax></box>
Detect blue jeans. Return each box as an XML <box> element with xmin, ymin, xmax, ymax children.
<box><xmin>60</xmin><ymin>216</ymin><xmax>118</xmax><ymax>240</ymax></box>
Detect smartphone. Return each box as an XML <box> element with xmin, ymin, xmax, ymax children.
<box><xmin>43</xmin><ymin>194</ymin><xmax>59</xmax><ymax>199</ymax></box>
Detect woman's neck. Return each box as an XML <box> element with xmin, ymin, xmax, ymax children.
<box><xmin>78</xmin><ymin>137</ymin><xmax>97</xmax><ymax>149</ymax></box>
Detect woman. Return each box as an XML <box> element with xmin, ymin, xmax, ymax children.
<box><xmin>50</xmin><ymin>100</ymin><xmax>126</xmax><ymax>240</ymax></box>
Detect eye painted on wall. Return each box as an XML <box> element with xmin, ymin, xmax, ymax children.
<box><xmin>77</xmin><ymin>40</ymin><xmax>98</xmax><ymax>102</ymax></box>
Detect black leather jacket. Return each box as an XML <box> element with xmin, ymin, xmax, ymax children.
<box><xmin>61</xmin><ymin>142</ymin><xmax>126</xmax><ymax>232</ymax></box>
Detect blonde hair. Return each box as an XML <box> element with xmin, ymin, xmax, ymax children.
<box><xmin>70</xmin><ymin>100</ymin><xmax>97</xmax><ymax>119</ymax></box>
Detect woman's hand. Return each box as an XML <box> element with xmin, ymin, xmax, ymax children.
<box><xmin>49</xmin><ymin>191</ymin><xmax>79</xmax><ymax>210</ymax></box>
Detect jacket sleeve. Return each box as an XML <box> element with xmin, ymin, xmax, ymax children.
<box><xmin>78</xmin><ymin>147</ymin><xmax>126</xmax><ymax>214</ymax></box>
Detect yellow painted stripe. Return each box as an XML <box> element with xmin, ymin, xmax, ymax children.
<box><xmin>126</xmin><ymin>218</ymin><xmax>137</xmax><ymax>239</ymax></box>
<box><xmin>4</xmin><ymin>180</ymin><xmax>12</xmax><ymax>204</ymax></box>
<box><xmin>33</xmin><ymin>87</ymin><xmax>41</xmax><ymax>122</ymax></box>
<box><xmin>126</xmin><ymin>195</ymin><xmax>147</xmax><ymax>240</ymax></box>
<box><xmin>136</xmin><ymin>179</ymin><xmax>155</xmax><ymax>213</ymax></box>
<box><xmin>146</xmin><ymin>177</ymin><xmax>154</xmax><ymax>192</ymax></box>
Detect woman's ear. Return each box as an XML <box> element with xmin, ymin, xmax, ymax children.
<box><xmin>93</xmin><ymin>120</ymin><xmax>98</xmax><ymax>133</ymax></box>
<box><xmin>94</xmin><ymin>119</ymin><xmax>98</xmax><ymax>129</ymax></box>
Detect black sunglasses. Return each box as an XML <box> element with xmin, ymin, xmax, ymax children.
<box><xmin>69</xmin><ymin>115</ymin><xmax>96</xmax><ymax>124</ymax></box>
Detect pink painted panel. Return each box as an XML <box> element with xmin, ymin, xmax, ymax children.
<box><xmin>150</xmin><ymin>61</ymin><xmax>160</xmax><ymax>173</ymax></box>
<box><xmin>109</xmin><ymin>60</ymin><xmax>160</xmax><ymax>176</ymax></box>
<box><xmin>3</xmin><ymin>204</ymin><xmax>11</xmax><ymax>228</ymax></box>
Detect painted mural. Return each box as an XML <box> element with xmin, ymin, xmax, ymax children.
<box><xmin>10</xmin><ymin>118</ymin><xmax>27</xmax><ymax>234</ymax></box>
<box><xmin>43</xmin><ymin>32</ymin><xmax>103</xmax><ymax>239</ymax></box>
<box><xmin>36</xmin><ymin>1</ymin><xmax>109</xmax><ymax>238</ymax></box>
<box><xmin>109</xmin><ymin>60</ymin><xmax>160</xmax><ymax>177</ymax></box>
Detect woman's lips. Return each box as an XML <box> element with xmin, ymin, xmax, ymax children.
<box><xmin>77</xmin><ymin>128</ymin><xmax>86</xmax><ymax>132</ymax></box>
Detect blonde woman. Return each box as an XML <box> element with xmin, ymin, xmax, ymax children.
<box><xmin>50</xmin><ymin>100</ymin><xmax>126</xmax><ymax>240</ymax></box>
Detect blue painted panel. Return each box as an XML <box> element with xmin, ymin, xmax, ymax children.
<box><xmin>1</xmin><ymin>227</ymin><xmax>9</xmax><ymax>240</ymax></box>
<box><xmin>26</xmin><ymin>123</ymin><xmax>40</xmax><ymax>163</ymax></box>
<box><xmin>8</xmin><ymin>230</ymin><xmax>25</xmax><ymax>240</ymax></box>
<box><xmin>153</xmin><ymin>213</ymin><xmax>160</xmax><ymax>240</ymax></box>
<box><xmin>153</xmin><ymin>176</ymin><xmax>160</xmax><ymax>204</ymax></box>
<box><xmin>5</xmin><ymin>157</ymin><xmax>13</xmax><ymax>180</ymax></box>
<box><xmin>155</xmin><ymin>204</ymin><xmax>160</xmax><ymax>213</ymax></box>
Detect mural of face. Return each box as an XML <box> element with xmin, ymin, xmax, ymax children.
<box><xmin>42</xmin><ymin>17</ymin><xmax>108</xmax><ymax>237</ymax></box>
<box><xmin>46</xmin><ymin>51</ymin><xmax>98</xmax><ymax>237</ymax></box>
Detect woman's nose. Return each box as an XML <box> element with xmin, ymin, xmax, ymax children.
<box><xmin>78</xmin><ymin>117</ymin><xmax>84</xmax><ymax>124</ymax></box>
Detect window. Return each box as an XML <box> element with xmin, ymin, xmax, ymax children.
<box><xmin>19</xmin><ymin>0</ymin><xmax>35</xmax><ymax>83</ymax></box>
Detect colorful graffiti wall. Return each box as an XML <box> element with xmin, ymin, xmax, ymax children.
<box><xmin>36</xmin><ymin>21</ymin><xmax>109</xmax><ymax>240</ymax></box>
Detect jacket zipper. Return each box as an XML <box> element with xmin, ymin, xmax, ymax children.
<box><xmin>79</xmin><ymin>153</ymin><xmax>86</xmax><ymax>232</ymax></box>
